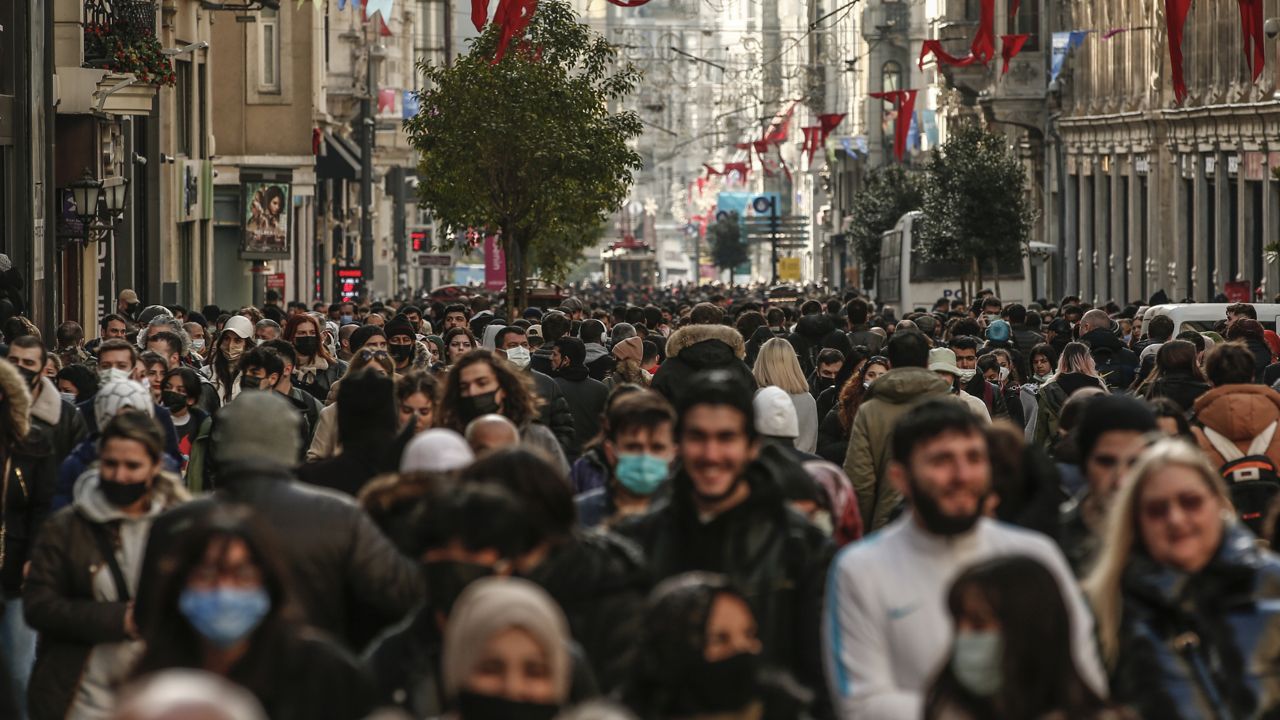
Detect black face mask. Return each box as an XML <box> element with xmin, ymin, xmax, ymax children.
<box><xmin>675</xmin><ymin>652</ymin><xmax>761</xmax><ymax>714</ymax></box>
<box><xmin>16</xmin><ymin>366</ymin><xmax>39</xmax><ymax>389</ymax></box>
<box><xmin>100</xmin><ymin>479</ymin><xmax>150</xmax><ymax>508</ymax></box>
<box><xmin>125</xmin><ymin>302</ymin><xmax>141</xmax><ymax>316</ymax></box>
<box><xmin>814</xmin><ymin>376</ymin><xmax>836</xmax><ymax>393</ymax></box>
<box><xmin>458</xmin><ymin>390</ymin><xmax>501</xmax><ymax>423</ymax></box>
<box><xmin>294</xmin><ymin>336</ymin><xmax>320</xmax><ymax>356</ymax></box>
<box><xmin>389</xmin><ymin>343</ymin><xmax>414</xmax><ymax>364</ymax></box>
<box><xmin>455</xmin><ymin>692</ymin><xmax>559</xmax><ymax>720</ymax></box>
<box><xmin>910</xmin><ymin>478</ymin><xmax>985</xmax><ymax>537</ymax></box>
<box><xmin>161</xmin><ymin>390</ymin><xmax>189</xmax><ymax>413</ymax></box>
<box><xmin>423</xmin><ymin>560</ymin><xmax>494</xmax><ymax>616</ymax></box>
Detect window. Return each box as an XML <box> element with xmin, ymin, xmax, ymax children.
<box><xmin>176</xmin><ymin>60</ymin><xmax>192</xmax><ymax>156</ymax></box>
<box><xmin>1014</xmin><ymin>0</ymin><xmax>1039</xmax><ymax>50</ymax></box>
<box><xmin>881</xmin><ymin>60</ymin><xmax>901</xmax><ymax>92</ymax></box>
<box><xmin>258</xmin><ymin>8</ymin><xmax>281</xmax><ymax>93</ymax></box>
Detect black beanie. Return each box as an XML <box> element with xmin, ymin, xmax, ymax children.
<box><xmin>385</xmin><ymin>315</ymin><xmax>416</xmax><ymax>341</ymax></box>
<box><xmin>349</xmin><ymin>325</ymin><xmax>386</xmax><ymax>353</ymax></box>
<box><xmin>1075</xmin><ymin>395</ymin><xmax>1157</xmax><ymax>460</ymax></box>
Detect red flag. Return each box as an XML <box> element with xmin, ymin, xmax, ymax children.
<box><xmin>1239</xmin><ymin>0</ymin><xmax>1265</xmax><ymax>81</ymax></box>
<box><xmin>734</xmin><ymin>142</ymin><xmax>753</xmax><ymax>150</ymax></box>
<box><xmin>919</xmin><ymin>0</ymin><xmax>995</xmax><ymax>68</ymax></box>
<box><xmin>702</xmin><ymin>163</ymin><xmax>722</xmax><ymax>177</ymax></box>
<box><xmin>471</xmin><ymin>0</ymin><xmax>489</xmax><ymax>30</ymax></box>
<box><xmin>490</xmin><ymin>0</ymin><xmax>537</xmax><ymax>63</ymax></box>
<box><xmin>801</xmin><ymin>126</ymin><xmax>821</xmax><ymax>164</ymax></box>
<box><xmin>1010</xmin><ymin>0</ymin><xmax>1020</xmax><ymax>19</ymax></box>
<box><xmin>870</xmin><ymin>90</ymin><xmax>918</xmax><ymax>163</ymax></box>
<box><xmin>753</xmin><ymin>140</ymin><xmax>790</xmax><ymax>180</ymax></box>
<box><xmin>605</xmin><ymin>0</ymin><xmax>652</xmax><ymax>5</ymax></box>
<box><xmin>1001</xmin><ymin>34</ymin><xmax>1030</xmax><ymax>74</ymax></box>
<box><xmin>1165</xmin><ymin>0</ymin><xmax>1193</xmax><ymax>102</ymax></box>
<box><xmin>762</xmin><ymin>103</ymin><xmax>795</xmax><ymax>143</ymax></box>
<box><xmin>816</xmin><ymin>113</ymin><xmax>846</xmax><ymax>154</ymax></box>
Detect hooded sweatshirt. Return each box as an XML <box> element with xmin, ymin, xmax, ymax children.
<box><xmin>1192</xmin><ymin>384</ymin><xmax>1280</xmax><ymax>468</ymax></box>
<box><xmin>842</xmin><ymin>367</ymin><xmax>953</xmax><ymax>530</ymax></box>
<box><xmin>67</xmin><ymin>469</ymin><xmax>183</xmax><ymax>720</ymax></box>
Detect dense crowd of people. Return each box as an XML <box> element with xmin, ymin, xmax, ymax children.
<box><xmin>0</xmin><ymin>283</ymin><xmax>1279</xmax><ymax>719</ymax></box>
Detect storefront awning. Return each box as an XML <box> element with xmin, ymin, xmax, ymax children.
<box><xmin>316</xmin><ymin>131</ymin><xmax>360</xmax><ymax>181</ymax></box>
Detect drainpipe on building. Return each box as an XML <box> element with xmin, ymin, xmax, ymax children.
<box><xmin>360</xmin><ymin>25</ymin><xmax>376</xmax><ymax>300</ymax></box>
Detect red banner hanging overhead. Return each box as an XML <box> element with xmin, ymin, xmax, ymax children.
<box><xmin>919</xmin><ymin>0</ymin><xmax>995</xmax><ymax>68</ymax></box>
<box><xmin>702</xmin><ymin>163</ymin><xmax>722</xmax><ymax>177</ymax></box>
<box><xmin>870</xmin><ymin>90</ymin><xmax>918</xmax><ymax>163</ymax></box>
<box><xmin>1165</xmin><ymin>0</ymin><xmax>1193</xmax><ymax>102</ymax></box>
<box><xmin>480</xmin><ymin>0</ymin><xmax>537</xmax><ymax>62</ymax></box>
<box><xmin>1001</xmin><ymin>34</ymin><xmax>1030</xmax><ymax>74</ymax></box>
<box><xmin>605</xmin><ymin>0</ymin><xmax>652</xmax><ymax>6</ymax></box>
<box><xmin>801</xmin><ymin>126</ymin><xmax>822</xmax><ymax>164</ymax></box>
<box><xmin>817</xmin><ymin>113</ymin><xmax>846</xmax><ymax>143</ymax></box>
<box><xmin>1238</xmin><ymin>0</ymin><xmax>1266</xmax><ymax>81</ymax></box>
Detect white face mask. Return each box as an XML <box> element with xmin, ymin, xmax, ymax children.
<box><xmin>190</xmin><ymin>339</ymin><xmax>205</xmax><ymax>353</ymax></box>
<box><xmin>957</xmin><ymin>368</ymin><xmax>977</xmax><ymax>383</ymax></box>
<box><xmin>505</xmin><ymin>346</ymin><xmax>531</xmax><ymax>369</ymax></box>
<box><xmin>998</xmin><ymin>366</ymin><xmax>1010</xmax><ymax>382</ymax></box>
<box><xmin>98</xmin><ymin>367</ymin><xmax>132</xmax><ymax>385</ymax></box>
<box><xmin>951</xmin><ymin>630</ymin><xmax>1003</xmax><ymax>697</ymax></box>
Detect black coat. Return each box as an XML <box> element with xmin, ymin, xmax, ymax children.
<box><xmin>652</xmin><ymin>324</ymin><xmax>755</xmax><ymax>407</ymax></box>
<box><xmin>1</xmin><ymin>427</ymin><xmax>57</xmax><ymax>596</ymax></box>
<box><xmin>552</xmin><ymin>366</ymin><xmax>610</xmax><ymax>460</ymax></box>
<box><xmin>615</xmin><ymin>448</ymin><xmax>834</xmax><ymax>709</ymax></box>
<box><xmin>1146</xmin><ymin>373</ymin><xmax>1211</xmax><ymax>413</ymax></box>
<box><xmin>1111</xmin><ymin>525</ymin><xmax>1280</xmax><ymax>719</ymax></box>
<box><xmin>531</xmin><ymin>369</ymin><xmax>577</xmax><ymax>458</ymax></box>
<box><xmin>137</xmin><ymin>462</ymin><xmax>424</xmax><ymax>651</ymax></box>
<box><xmin>526</xmin><ymin>530</ymin><xmax>648</xmax><ymax>692</ymax></box>
<box><xmin>786</xmin><ymin>315</ymin><xmax>836</xmax><ymax>377</ymax></box>
<box><xmin>1079</xmin><ymin>328</ymin><xmax>1140</xmax><ymax>390</ymax></box>
<box><xmin>816</xmin><ymin>405</ymin><xmax>848</xmax><ymax>464</ymax></box>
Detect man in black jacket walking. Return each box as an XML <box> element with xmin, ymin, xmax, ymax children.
<box><xmin>1078</xmin><ymin>309</ymin><xmax>1140</xmax><ymax>390</ymax></box>
<box><xmin>617</xmin><ymin>370</ymin><xmax>834</xmax><ymax>716</ymax></box>
<box><xmin>551</xmin><ymin>337</ymin><xmax>609</xmax><ymax>460</ymax></box>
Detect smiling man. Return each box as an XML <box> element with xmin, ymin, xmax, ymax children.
<box><xmin>616</xmin><ymin>369</ymin><xmax>833</xmax><ymax>711</ymax></box>
<box><xmin>823</xmin><ymin>398</ymin><xmax>1106</xmax><ymax>720</ymax></box>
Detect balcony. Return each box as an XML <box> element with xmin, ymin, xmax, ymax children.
<box><xmin>83</xmin><ymin>0</ymin><xmax>159</xmax><ymax>70</ymax></box>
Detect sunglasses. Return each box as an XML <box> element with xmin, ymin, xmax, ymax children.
<box><xmin>1140</xmin><ymin>491</ymin><xmax>1208</xmax><ymax>521</ymax></box>
<box><xmin>359</xmin><ymin>349</ymin><xmax>390</xmax><ymax>361</ymax></box>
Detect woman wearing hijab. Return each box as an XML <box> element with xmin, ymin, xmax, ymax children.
<box><xmin>442</xmin><ymin>577</ymin><xmax>573</xmax><ymax>720</ymax></box>
<box><xmin>607</xmin><ymin>337</ymin><xmax>650</xmax><ymax>389</ymax></box>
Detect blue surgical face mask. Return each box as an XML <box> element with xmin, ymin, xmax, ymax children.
<box><xmin>60</xmin><ymin>392</ymin><xmax>78</xmax><ymax>405</ymax></box>
<box><xmin>340</xmin><ymin>314</ymin><xmax>354</xmax><ymax>325</ymax></box>
<box><xmin>951</xmin><ymin>630</ymin><xmax>1003</xmax><ymax>696</ymax></box>
<box><xmin>615</xmin><ymin>453</ymin><xmax>669</xmax><ymax>496</ymax></box>
<box><xmin>179</xmin><ymin>587</ymin><xmax>271</xmax><ymax>647</ymax></box>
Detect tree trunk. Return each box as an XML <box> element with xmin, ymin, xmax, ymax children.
<box><xmin>515</xmin><ymin>237</ymin><xmax>530</xmax><ymax>313</ymax></box>
<box><xmin>971</xmin><ymin>256</ymin><xmax>982</xmax><ymax>303</ymax></box>
<box><xmin>502</xmin><ymin>230</ymin><xmax>519</xmax><ymax>321</ymax></box>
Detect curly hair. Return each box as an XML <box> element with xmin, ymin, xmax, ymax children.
<box><xmin>436</xmin><ymin>349</ymin><xmax>542</xmax><ymax>431</ymax></box>
<box><xmin>838</xmin><ymin>357</ymin><xmax>891</xmax><ymax>431</ymax></box>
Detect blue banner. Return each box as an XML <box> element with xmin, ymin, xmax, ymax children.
<box><xmin>1050</xmin><ymin>31</ymin><xmax>1089</xmax><ymax>84</ymax></box>
<box><xmin>403</xmin><ymin>91</ymin><xmax>420</xmax><ymax>119</ymax></box>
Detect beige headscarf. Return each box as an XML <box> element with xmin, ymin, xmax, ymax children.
<box><xmin>442</xmin><ymin>577</ymin><xmax>572</xmax><ymax>702</ymax></box>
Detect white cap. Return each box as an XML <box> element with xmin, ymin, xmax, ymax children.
<box><xmin>223</xmin><ymin>315</ymin><xmax>254</xmax><ymax>340</ymax></box>
<box><xmin>928</xmin><ymin>347</ymin><xmax>962</xmax><ymax>378</ymax></box>
<box><xmin>753</xmin><ymin>386</ymin><xmax>799</xmax><ymax>439</ymax></box>
<box><xmin>401</xmin><ymin>429</ymin><xmax>476</xmax><ymax>473</ymax></box>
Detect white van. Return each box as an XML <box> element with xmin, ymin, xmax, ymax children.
<box><xmin>1140</xmin><ymin>304</ymin><xmax>1280</xmax><ymax>337</ymax></box>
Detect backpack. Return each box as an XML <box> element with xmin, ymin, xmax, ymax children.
<box><xmin>1091</xmin><ymin>347</ymin><xmax>1135</xmax><ymax>390</ymax></box>
<box><xmin>1202</xmin><ymin>421</ymin><xmax>1280</xmax><ymax>535</ymax></box>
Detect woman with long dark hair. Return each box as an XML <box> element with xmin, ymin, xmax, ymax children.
<box><xmin>130</xmin><ymin>504</ymin><xmax>374</xmax><ymax>720</ymax></box>
<box><xmin>283</xmin><ymin>314</ymin><xmax>346</xmax><ymax>403</ymax></box>
<box><xmin>924</xmin><ymin>556</ymin><xmax>1127</xmax><ymax>720</ymax></box>
<box><xmin>816</xmin><ymin>356</ymin><xmax>889</xmax><ymax>464</ymax></box>
<box><xmin>200</xmin><ymin>316</ymin><xmax>254</xmax><ymax>407</ymax></box>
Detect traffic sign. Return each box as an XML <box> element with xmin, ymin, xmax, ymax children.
<box><xmin>417</xmin><ymin>254</ymin><xmax>452</xmax><ymax>268</ymax></box>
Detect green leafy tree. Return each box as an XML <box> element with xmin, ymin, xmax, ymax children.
<box><xmin>710</xmin><ymin>212</ymin><xmax>747</xmax><ymax>276</ymax></box>
<box><xmin>406</xmin><ymin>0</ymin><xmax>642</xmax><ymax>312</ymax></box>
<box><xmin>847</xmin><ymin>165</ymin><xmax>922</xmax><ymax>287</ymax></box>
<box><xmin>917</xmin><ymin>122</ymin><xmax>1036</xmax><ymax>297</ymax></box>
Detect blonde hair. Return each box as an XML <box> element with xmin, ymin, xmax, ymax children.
<box><xmin>1082</xmin><ymin>438</ymin><xmax>1233</xmax><ymax>665</ymax></box>
<box><xmin>752</xmin><ymin>338</ymin><xmax>809</xmax><ymax>395</ymax></box>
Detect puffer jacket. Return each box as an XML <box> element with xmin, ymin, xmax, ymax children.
<box><xmin>135</xmin><ymin>460</ymin><xmax>425</xmax><ymax>652</ymax></box>
<box><xmin>843</xmin><ymin>367</ymin><xmax>953</xmax><ymax>530</ymax></box>
<box><xmin>1111</xmin><ymin>524</ymin><xmax>1280</xmax><ymax>719</ymax></box>
<box><xmin>652</xmin><ymin>324</ymin><xmax>756</xmax><ymax>407</ymax></box>
<box><xmin>1192</xmin><ymin>384</ymin><xmax>1280</xmax><ymax>469</ymax></box>
<box><xmin>530</xmin><ymin>369</ymin><xmax>577</xmax><ymax>458</ymax></box>
<box><xmin>525</xmin><ymin>529</ymin><xmax>649</xmax><ymax>692</ymax></box>
<box><xmin>615</xmin><ymin>445</ymin><xmax>834</xmax><ymax>709</ymax></box>
<box><xmin>0</xmin><ymin>364</ymin><xmax>58</xmax><ymax>599</ymax></box>
<box><xmin>25</xmin><ymin>470</ymin><xmax>187</xmax><ymax>720</ymax></box>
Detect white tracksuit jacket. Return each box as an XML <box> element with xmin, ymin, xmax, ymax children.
<box><xmin>822</xmin><ymin>514</ymin><xmax>1107</xmax><ymax>719</ymax></box>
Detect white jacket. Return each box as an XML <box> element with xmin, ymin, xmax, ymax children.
<box><xmin>822</xmin><ymin>515</ymin><xmax>1106</xmax><ymax>719</ymax></box>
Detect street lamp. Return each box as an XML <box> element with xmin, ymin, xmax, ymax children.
<box><xmin>100</xmin><ymin>175</ymin><xmax>131</xmax><ymax>219</ymax></box>
<box><xmin>68</xmin><ymin>168</ymin><xmax>102</xmax><ymax>227</ymax></box>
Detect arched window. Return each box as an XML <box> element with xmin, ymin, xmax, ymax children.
<box><xmin>881</xmin><ymin>60</ymin><xmax>902</xmax><ymax>92</ymax></box>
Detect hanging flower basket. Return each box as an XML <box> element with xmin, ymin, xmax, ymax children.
<box><xmin>85</xmin><ymin>19</ymin><xmax>176</xmax><ymax>87</ymax></box>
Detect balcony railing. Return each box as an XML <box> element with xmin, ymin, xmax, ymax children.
<box><xmin>84</xmin><ymin>0</ymin><xmax>158</xmax><ymax>69</ymax></box>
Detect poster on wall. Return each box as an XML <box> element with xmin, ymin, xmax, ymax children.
<box><xmin>240</xmin><ymin>180</ymin><xmax>292</xmax><ymax>259</ymax></box>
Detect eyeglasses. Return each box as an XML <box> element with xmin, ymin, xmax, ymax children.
<box><xmin>1140</xmin><ymin>491</ymin><xmax>1208</xmax><ymax>521</ymax></box>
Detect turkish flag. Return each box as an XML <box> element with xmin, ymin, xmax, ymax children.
<box><xmin>870</xmin><ymin>90</ymin><xmax>918</xmax><ymax>163</ymax></box>
<box><xmin>1239</xmin><ymin>0</ymin><xmax>1265</xmax><ymax>81</ymax></box>
<box><xmin>1166</xmin><ymin>0</ymin><xmax>1193</xmax><ymax>102</ymax></box>
<box><xmin>920</xmin><ymin>0</ymin><xmax>995</xmax><ymax>68</ymax></box>
<box><xmin>1001</xmin><ymin>34</ymin><xmax>1031</xmax><ymax>75</ymax></box>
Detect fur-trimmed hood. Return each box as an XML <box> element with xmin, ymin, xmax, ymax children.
<box><xmin>30</xmin><ymin>376</ymin><xmax>62</xmax><ymax>427</ymax></box>
<box><xmin>0</xmin><ymin>360</ymin><xmax>32</xmax><ymax>439</ymax></box>
<box><xmin>665</xmin><ymin>323</ymin><xmax>746</xmax><ymax>360</ymax></box>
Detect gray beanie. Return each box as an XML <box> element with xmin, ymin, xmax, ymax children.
<box><xmin>212</xmin><ymin>391</ymin><xmax>301</xmax><ymax>465</ymax></box>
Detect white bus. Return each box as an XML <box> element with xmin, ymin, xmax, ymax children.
<box><xmin>874</xmin><ymin>211</ymin><xmax>1047</xmax><ymax>316</ymax></box>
